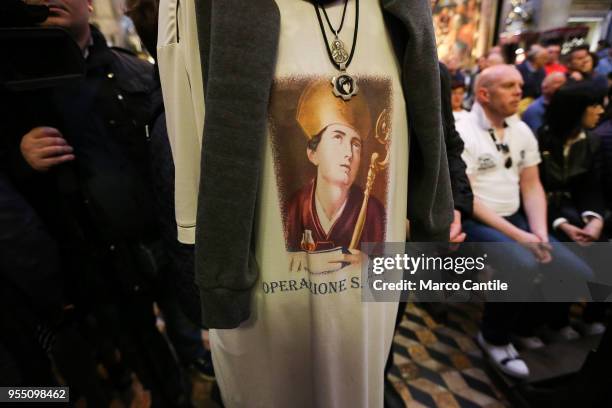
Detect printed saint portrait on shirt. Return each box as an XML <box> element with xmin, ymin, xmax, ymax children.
<box><xmin>269</xmin><ymin>77</ymin><xmax>392</xmax><ymax>268</ymax></box>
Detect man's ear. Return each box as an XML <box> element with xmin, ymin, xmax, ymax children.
<box><xmin>476</xmin><ymin>87</ymin><xmax>489</xmax><ymax>105</ymax></box>
<box><xmin>88</xmin><ymin>0</ymin><xmax>94</xmax><ymax>13</ymax></box>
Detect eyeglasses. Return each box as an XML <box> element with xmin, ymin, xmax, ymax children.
<box><xmin>488</xmin><ymin>129</ymin><xmax>512</xmax><ymax>169</ymax></box>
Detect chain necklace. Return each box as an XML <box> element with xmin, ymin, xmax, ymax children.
<box><xmin>313</xmin><ymin>0</ymin><xmax>359</xmax><ymax>101</ymax></box>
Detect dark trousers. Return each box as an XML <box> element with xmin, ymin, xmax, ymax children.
<box><xmin>551</xmin><ymin>220</ymin><xmax>610</xmax><ymax>325</ymax></box>
<box><xmin>463</xmin><ymin>212</ymin><xmax>594</xmax><ymax>345</ymax></box>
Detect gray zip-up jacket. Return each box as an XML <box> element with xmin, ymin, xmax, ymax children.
<box><xmin>157</xmin><ymin>0</ymin><xmax>453</xmax><ymax>329</ymax></box>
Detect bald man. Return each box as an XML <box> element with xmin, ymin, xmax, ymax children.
<box><xmin>485</xmin><ymin>52</ymin><xmax>504</xmax><ymax>68</ymax></box>
<box><xmin>466</xmin><ymin>52</ymin><xmax>505</xmax><ymax>109</ymax></box>
<box><xmin>456</xmin><ymin>65</ymin><xmax>593</xmax><ymax>378</ymax></box>
<box><xmin>522</xmin><ymin>71</ymin><xmax>567</xmax><ymax>133</ymax></box>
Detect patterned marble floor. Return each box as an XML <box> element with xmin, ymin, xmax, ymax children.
<box><xmin>388</xmin><ymin>303</ymin><xmax>510</xmax><ymax>408</ymax></box>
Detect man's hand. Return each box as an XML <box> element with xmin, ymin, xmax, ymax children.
<box><xmin>523</xmin><ymin>242</ymin><xmax>553</xmax><ymax>264</ymax></box>
<box><xmin>582</xmin><ymin>218</ymin><xmax>603</xmax><ymax>243</ymax></box>
<box><xmin>532</xmin><ymin>229</ymin><xmax>549</xmax><ymax>244</ymax></box>
<box><xmin>449</xmin><ymin>209</ymin><xmax>466</xmax><ymax>243</ymax></box>
<box><xmin>515</xmin><ymin>230</ymin><xmax>552</xmax><ymax>263</ymax></box>
<box><xmin>20</xmin><ymin>127</ymin><xmax>75</xmax><ymax>172</ymax></box>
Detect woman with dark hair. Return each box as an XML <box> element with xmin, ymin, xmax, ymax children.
<box><xmin>538</xmin><ymin>79</ymin><xmax>608</xmax><ymax>336</ymax></box>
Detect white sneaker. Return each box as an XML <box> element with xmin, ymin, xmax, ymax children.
<box><xmin>514</xmin><ymin>335</ymin><xmax>545</xmax><ymax>350</ymax></box>
<box><xmin>584</xmin><ymin>322</ymin><xmax>606</xmax><ymax>336</ymax></box>
<box><xmin>556</xmin><ymin>326</ymin><xmax>581</xmax><ymax>341</ymax></box>
<box><xmin>477</xmin><ymin>332</ymin><xmax>530</xmax><ymax>378</ymax></box>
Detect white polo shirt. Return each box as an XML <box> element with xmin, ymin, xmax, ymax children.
<box><xmin>456</xmin><ymin>103</ymin><xmax>541</xmax><ymax>216</ymax></box>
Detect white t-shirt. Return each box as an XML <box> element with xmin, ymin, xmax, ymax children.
<box><xmin>208</xmin><ymin>1</ymin><xmax>408</xmax><ymax>407</ymax></box>
<box><xmin>456</xmin><ymin>103</ymin><xmax>541</xmax><ymax>216</ymax></box>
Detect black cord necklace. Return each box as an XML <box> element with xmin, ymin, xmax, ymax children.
<box><xmin>313</xmin><ymin>0</ymin><xmax>359</xmax><ymax>100</ymax></box>
<box><xmin>320</xmin><ymin>0</ymin><xmax>349</xmax><ymax>37</ymax></box>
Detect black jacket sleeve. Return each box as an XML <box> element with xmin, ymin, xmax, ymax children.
<box><xmin>574</xmin><ymin>134</ymin><xmax>606</xmax><ymax>218</ymax></box>
<box><xmin>439</xmin><ymin>63</ymin><xmax>473</xmax><ymax>217</ymax></box>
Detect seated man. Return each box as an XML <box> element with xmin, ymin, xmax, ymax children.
<box><xmin>456</xmin><ymin>65</ymin><xmax>593</xmax><ymax>378</ymax></box>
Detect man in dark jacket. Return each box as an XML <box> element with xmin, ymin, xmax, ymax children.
<box><xmin>517</xmin><ymin>45</ymin><xmax>548</xmax><ymax>100</ymax></box>
<box><xmin>2</xmin><ymin>0</ymin><xmax>187</xmax><ymax>405</ymax></box>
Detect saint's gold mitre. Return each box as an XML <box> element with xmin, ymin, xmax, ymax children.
<box><xmin>296</xmin><ymin>79</ymin><xmax>371</xmax><ymax>140</ymax></box>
